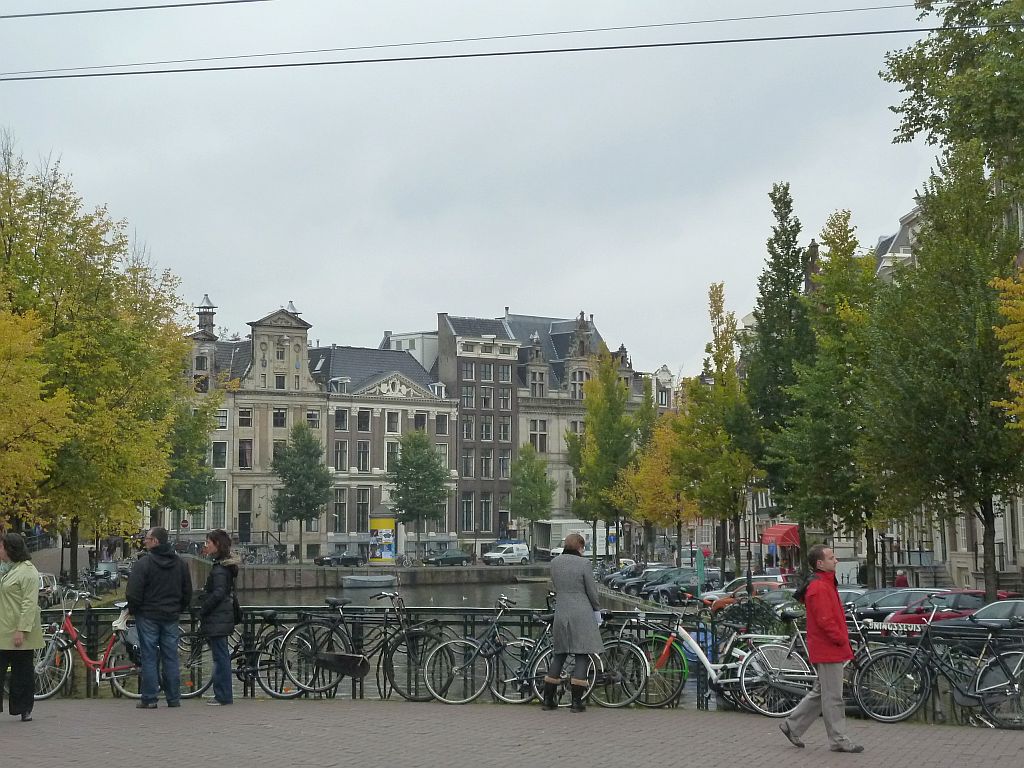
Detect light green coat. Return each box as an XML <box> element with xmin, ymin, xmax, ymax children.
<box><xmin>0</xmin><ymin>560</ymin><xmax>44</xmax><ymax>650</ymax></box>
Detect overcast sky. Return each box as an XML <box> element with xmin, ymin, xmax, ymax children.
<box><xmin>1</xmin><ymin>0</ymin><xmax>939</xmax><ymax>377</ymax></box>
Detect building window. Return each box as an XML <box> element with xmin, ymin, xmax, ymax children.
<box><xmin>192</xmin><ymin>507</ymin><xmax>206</xmax><ymax>530</ymax></box>
<box><xmin>238</xmin><ymin>408</ymin><xmax>253</xmax><ymax>428</ymax></box>
<box><xmin>238</xmin><ymin>488</ymin><xmax>252</xmax><ymax>519</ymax></box>
<box><xmin>394</xmin><ymin>339</ymin><xmax>403</xmax><ymax>351</ymax></box>
<box><xmin>408</xmin><ymin>338</ymin><xmax>416</xmax><ymax>350</ymax></box>
<box><xmin>273</xmin><ymin>440</ymin><xmax>287</xmax><ymax>460</ymax></box>
<box><xmin>461</xmin><ymin>416</ymin><xmax>474</xmax><ymax>441</ymax></box>
<box><xmin>658</xmin><ymin>389</ymin><xmax>669</xmax><ymax>407</ymax></box>
<box><xmin>357</xmin><ymin>409</ymin><xmax>371</xmax><ymax>431</ymax></box>
<box><xmin>569</xmin><ymin>420</ymin><xmax>584</xmax><ymax>435</ymax></box>
<box><xmin>500</xmin><ymin>345</ymin><xmax>513</xmax><ymax>355</ymax></box>
<box><xmin>215</xmin><ymin>409</ymin><xmax>228</xmax><ymax>429</ymax></box>
<box><xmin>211</xmin><ymin>481</ymin><xmax>226</xmax><ymax>529</ymax></box>
<box><xmin>461</xmin><ymin>385</ymin><xmax>475</xmax><ymax>409</ymax></box>
<box><xmin>194</xmin><ymin>355</ymin><xmax>208</xmax><ymax>372</ymax></box>
<box><xmin>357</xmin><ymin>440</ymin><xmax>370</xmax><ymax>472</ymax></box>
<box><xmin>462</xmin><ymin>361</ymin><xmax>475</xmax><ymax>380</ymax></box>
<box><xmin>305</xmin><ymin>515</ymin><xmax>320</xmax><ymax>533</ymax></box>
<box><xmin>570</xmin><ymin>369</ymin><xmax>589</xmax><ymax>399</ymax></box>
<box><xmin>481</xmin><ymin>345</ymin><xmax>493</xmax><ymax>354</ymax></box>
<box><xmin>499</xmin><ymin>388</ymin><xmax>512</xmax><ymax>410</ymax></box>
<box><xmin>436</xmin><ymin>443</ymin><xmax>448</xmax><ymax>465</ymax></box>
<box><xmin>529</xmin><ymin>420</ymin><xmax>547</xmax><ymax>453</ymax></box>
<box><xmin>386</xmin><ymin>441</ymin><xmax>400</xmax><ymax>472</ymax></box>
<box><xmin>294</xmin><ymin>375</ymin><xmax>299</xmax><ymax>390</ymax></box>
<box><xmin>498</xmin><ymin>449</ymin><xmax>511</xmax><ymax>479</ymax></box>
<box><xmin>498</xmin><ymin>364</ymin><xmax>512</xmax><ymax>383</ymax></box>
<box><xmin>461</xmin><ymin>448</ymin><xmax>474</xmax><ymax>478</ymax></box>
<box><xmin>273</xmin><ymin>408</ymin><xmax>287</xmax><ymax>428</ymax></box>
<box><xmin>435</xmin><ymin>414</ymin><xmax>449</xmax><ymax>436</ymax></box>
<box><xmin>211</xmin><ymin>442</ymin><xmax>227</xmax><ymax>469</ymax></box>
<box><xmin>480</xmin><ymin>363</ymin><xmax>493</xmax><ymax>382</ymax></box>
<box><xmin>238</xmin><ymin>439</ymin><xmax>253</xmax><ymax>469</ymax></box>
<box><xmin>480</xmin><ymin>415</ymin><xmax>493</xmax><ymax>441</ymax></box>
<box><xmin>462</xmin><ymin>342</ymin><xmax>475</xmax><ymax>352</ymax></box>
<box><xmin>414</xmin><ymin>412</ymin><xmax>427</xmax><ymax>431</ymax></box>
<box><xmin>498</xmin><ymin>416</ymin><xmax>511</xmax><ymax>442</ymax></box>
<box><xmin>461</xmin><ymin>492</ymin><xmax>474</xmax><ymax>531</ymax></box>
<box><xmin>307</xmin><ymin>409</ymin><xmax>320</xmax><ymax>429</ymax></box>
<box><xmin>260</xmin><ymin>374</ymin><xmax>267</xmax><ymax>388</ymax></box>
<box><xmin>480</xmin><ymin>449</ymin><xmax>493</xmax><ymax>479</ymax></box>
<box><xmin>480</xmin><ymin>386</ymin><xmax>493</xmax><ymax>409</ymax></box>
<box><xmin>333</xmin><ymin>488</ymin><xmax>347</xmax><ymax>532</ymax></box>
<box><xmin>480</xmin><ymin>492</ymin><xmax>493</xmax><ymax>533</ymax></box>
<box><xmin>386</xmin><ymin>411</ymin><xmax>400</xmax><ymax>433</ymax></box>
<box><xmin>334</xmin><ymin>440</ymin><xmax>348</xmax><ymax>472</ymax></box>
<box><xmin>356</xmin><ymin>488</ymin><xmax>370</xmax><ymax>532</ymax></box>
<box><xmin>275</xmin><ymin>374</ymin><xmax>286</xmax><ymax>390</ymax></box>
<box><xmin>530</xmin><ymin>371</ymin><xmax>545</xmax><ymax>398</ymax></box>
<box><xmin>335</xmin><ymin>409</ymin><xmax>349</xmax><ymax>431</ymax></box>
<box><xmin>498</xmin><ymin>492</ymin><xmax>510</xmax><ymax>514</ymax></box>
<box><xmin>276</xmin><ymin>347</ymin><xmax>286</xmax><ymax>361</ymax></box>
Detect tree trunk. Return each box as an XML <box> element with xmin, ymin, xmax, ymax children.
<box><xmin>614</xmin><ymin>514</ymin><xmax>620</xmax><ymax>562</ymax></box>
<box><xmin>417</xmin><ymin>515</ymin><xmax>423</xmax><ymax>561</ymax></box>
<box><xmin>864</xmin><ymin>523</ymin><xmax>877</xmax><ymax>589</ymax></box>
<box><xmin>298</xmin><ymin>524</ymin><xmax>304</xmax><ymax>563</ymax></box>
<box><xmin>719</xmin><ymin>518</ymin><xmax>729</xmax><ymax>576</ymax></box>
<box><xmin>591</xmin><ymin>519</ymin><xmax>597</xmax><ymax>566</ymax></box>
<box><xmin>731</xmin><ymin>512</ymin><xmax>742</xmax><ymax>578</ymax></box>
<box><xmin>675</xmin><ymin>518</ymin><xmax>683</xmax><ymax>567</ymax></box>
<box><xmin>797</xmin><ymin>520</ymin><xmax>809</xmax><ymax>575</ymax></box>
<box><xmin>980</xmin><ymin>497</ymin><xmax>998</xmax><ymax>603</ymax></box>
<box><xmin>70</xmin><ymin>517</ymin><xmax>80</xmax><ymax>578</ymax></box>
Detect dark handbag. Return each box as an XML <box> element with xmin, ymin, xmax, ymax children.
<box><xmin>231</xmin><ymin>588</ymin><xmax>243</xmax><ymax>624</ymax></box>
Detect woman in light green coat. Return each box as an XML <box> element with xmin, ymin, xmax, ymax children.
<box><xmin>0</xmin><ymin>532</ymin><xmax>44</xmax><ymax>722</ymax></box>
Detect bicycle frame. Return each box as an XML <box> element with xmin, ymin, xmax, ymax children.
<box><xmin>44</xmin><ymin>595</ymin><xmax>135</xmax><ymax>683</ymax></box>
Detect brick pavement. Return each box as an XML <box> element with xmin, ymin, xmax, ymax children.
<box><xmin>2</xmin><ymin>697</ymin><xmax>1018</xmax><ymax>768</ymax></box>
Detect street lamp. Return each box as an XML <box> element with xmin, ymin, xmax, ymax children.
<box><xmin>879</xmin><ymin>533</ymin><xmax>894</xmax><ymax>588</ymax></box>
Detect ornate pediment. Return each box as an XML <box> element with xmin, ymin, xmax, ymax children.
<box><xmin>249</xmin><ymin>308</ymin><xmax>312</xmax><ymax>330</ymax></box>
<box><xmin>355</xmin><ymin>372</ymin><xmax>433</xmax><ymax>399</ymax></box>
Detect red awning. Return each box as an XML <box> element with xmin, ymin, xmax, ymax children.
<box><xmin>761</xmin><ymin>523</ymin><xmax>800</xmax><ymax>548</ymax></box>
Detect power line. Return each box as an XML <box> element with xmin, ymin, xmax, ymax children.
<box><xmin>0</xmin><ymin>0</ymin><xmax>272</xmax><ymax>21</ymax></box>
<box><xmin>0</xmin><ymin>24</ymin><xmax>990</xmax><ymax>83</ymax></box>
<box><xmin>1</xmin><ymin>3</ymin><xmax>933</xmax><ymax>78</ymax></box>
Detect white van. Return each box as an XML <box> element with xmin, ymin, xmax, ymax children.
<box><xmin>483</xmin><ymin>543</ymin><xmax>530</xmax><ymax>565</ymax></box>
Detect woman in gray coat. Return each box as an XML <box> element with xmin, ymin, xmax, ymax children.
<box><xmin>544</xmin><ymin>533</ymin><xmax>603</xmax><ymax>712</ymax></box>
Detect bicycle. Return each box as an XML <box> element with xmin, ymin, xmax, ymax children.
<box><xmin>853</xmin><ymin>599</ymin><xmax>1024</xmax><ymax>729</ymax></box>
<box><xmin>281</xmin><ymin>591</ymin><xmax>447</xmax><ymax>701</ymax></box>
<box><xmin>394</xmin><ymin>554</ymin><xmax>422</xmax><ymax>567</ymax></box>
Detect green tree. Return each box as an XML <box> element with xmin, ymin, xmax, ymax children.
<box><xmin>509</xmin><ymin>443</ymin><xmax>556</xmax><ymax>551</ymax></box>
<box><xmin>883</xmin><ymin>1</ymin><xmax>1024</xmax><ymax>187</ymax></box>
<box><xmin>862</xmin><ymin>143</ymin><xmax>1024</xmax><ymax>601</ymax></box>
<box><xmin>155</xmin><ymin>397</ymin><xmax>220</xmax><ymax>520</ymax></box>
<box><xmin>386</xmin><ymin>429</ymin><xmax>449</xmax><ymax>559</ymax></box>
<box><xmin>769</xmin><ymin>211</ymin><xmax>882</xmax><ymax>584</ymax></box>
<box><xmin>272</xmin><ymin>423</ymin><xmax>333</xmax><ymax>563</ymax></box>
<box><xmin>0</xmin><ymin>310</ymin><xmax>71</xmax><ymax>525</ymax></box>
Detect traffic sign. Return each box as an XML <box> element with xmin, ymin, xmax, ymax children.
<box><xmin>180</xmin><ymin>519</ymin><xmax>189</xmax><ymax>529</ymax></box>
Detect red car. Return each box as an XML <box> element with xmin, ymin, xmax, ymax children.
<box><xmin>884</xmin><ymin>589</ymin><xmax>1021</xmax><ymax>630</ymax></box>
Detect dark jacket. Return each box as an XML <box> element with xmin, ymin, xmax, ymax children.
<box><xmin>126</xmin><ymin>544</ymin><xmax>193</xmax><ymax>622</ymax></box>
<box><xmin>199</xmin><ymin>554</ymin><xmax>240</xmax><ymax>638</ymax></box>
<box><xmin>804</xmin><ymin>570</ymin><xmax>853</xmax><ymax>664</ymax></box>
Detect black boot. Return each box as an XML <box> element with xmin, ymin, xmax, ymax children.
<box><xmin>569</xmin><ymin>679</ymin><xmax>587</xmax><ymax>713</ymax></box>
<box><xmin>541</xmin><ymin>676</ymin><xmax>560</xmax><ymax>710</ymax></box>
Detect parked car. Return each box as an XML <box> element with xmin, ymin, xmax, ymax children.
<box><xmin>482</xmin><ymin>543</ymin><xmax>530</xmax><ymax>565</ymax></box>
<box><xmin>313</xmin><ymin>551</ymin><xmax>366</xmax><ymax>567</ymax></box>
<box><xmin>606</xmin><ymin>563</ymin><xmax>664</xmax><ymax>590</ymax></box>
<box><xmin>643</xmin><ymin>568</ymin><xmax>721</xmax><ymax>606</ymax></box>
<box><xmin>838</xmin><ymin>587</ymin><xmax>867</xmax><ymax>606</ymax></box>
<box><xmin>38</xmin><ymin>572</ymin><xmax>59</xmax><ymax>607</ymax></box>
<box><xmin>846</xmin><ymin>587</ymin><xmax>898</xmax><ymax>611</ymax></box>
<box><xmin>92</xmin><ymin>561</ymin><xmax>121</xmax><ymax>589</ymax></box>
<box><xmin>931</xmin><ymin>599</ymin><xmax>1024</xmax><ymax>647</ymax></box>
<box><xmin>423</xmin><ymin>549</ymin><xmax>471</xmax><ymax>567</ymax></box>
<box><xmin>614</xmin><ymin>565</ymin><xmax>675</xmax><ymax>594</ymax></box>
<box><xmin>853</xmin><ymin>588</ymin><xmax>949</xmax><ymax>623</ymax></box>
<box><xmin>698</xmin><ymin>574</ymin><xmax>789</xmax><ymax>604</ymax></box>
<box><xmin>620</xmin><ymin>567</ymin><xmax>686</xmax><ymax>597</ymax></box>
<box><xmin>706</xmin><ymin>581</ymin><xmax>785</xmax><ymax>611</ymax></box>
<box><xmin>883</xmin><ymin>589</ymin><xmax>1021</xmax><ymax>628</ymax></box>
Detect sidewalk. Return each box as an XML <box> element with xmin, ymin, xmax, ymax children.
<box><xmin>2</xmin><ymin>697</ymin><xmax>1017</xmax><ymax>768</ymax></box>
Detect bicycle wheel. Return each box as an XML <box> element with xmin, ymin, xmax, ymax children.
<box><xmin>108</xmin><ymin>648</ymin><xmax>143</xmax><ymax>698</ymax></box>
<box><xmin>33</xmin><ymin>634</ymin><xmax>73</xmax><ymax>700</ymax></box>
<box><xmin>424</xmin><ymin>639</ymin><xmax>490</xmax><ymax>704</ymax></box>
<box><xmin>637</xmin><ymin>635</ymin><xmax>688</xmax><ymax>708</ymax></box>
<box><xmin>853</xmin><ymin>649</ymin><xmax>929</xmax><ymax>723</ymax></box>
<box><xmin>255</xmin><ymin>632</ymin><xmax>304</xmax><ymax>699</ymax></box>
<box><xmin>530</xmin><ymin>647</ymin><xmax>597</xmax><ymax>707</ymax></box>
<box><xmin>738</xmin><ymin>643</ymin><xmax>814</xmax><ymax>717</ymax></box>
<box><xmin>281</xmin><ymin>620</ymin><xmax>353</xmax><ymax>693</ymax></box>
<box><xmin>978</xmin><ymin>650</ymin><xmax>1024</xmax><ymax>729</ymax></box>
<box><xmin>490</xmin><ymin>638</ymin><xmax>539</xmax><ymax>704</ymax></box>
<box><xmin>385</xmin><ymin>627</ymin><xmax>446</xmax><ymax>702</ymax></box>
<box><xmin>590</xmin><ymin>639</ymin><xmax>648</xmax><ymax>708</ymax></box>
<box><xmin>179</xmin><ymin>632</ymin><xmax>214</xmax><ymax>698</ymax></box>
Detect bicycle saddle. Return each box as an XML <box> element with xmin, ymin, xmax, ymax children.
<box><xmin>326</xmin><ymin>597</ymin><xmax>353</xmax><ymax>608</ymax></box>
<box><xmin>113</xmin><ymin>601</ymin><xmax>128</xmax><ymax>610</ymax></box>
<box><xmin>780</xmin><ymin>609</ymin><xmax>803</xmax><ymax>622</ymax></box>
<box><xmin>256</xmin><ymin>610</ymin><xmax>278</xmax><ymax>623</ymax></box>
<box><xmin>531</xmin><ymin>612</ymin><xmax>555</xmax><ymax>624</ymax></box>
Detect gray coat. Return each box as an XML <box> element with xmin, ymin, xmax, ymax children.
<box><xmin>550</xmin><ymin>551</ymin><xmax>604</xmax><ymax>654</ymax></box>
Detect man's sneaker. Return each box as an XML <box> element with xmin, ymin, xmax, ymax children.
<box><xmin>135</xmin><ymin>702</ymin><xmax>157</xmax><ymax>709</ymax></box>
<box><xmin>206</xmin><ymin>700</ymin><xmax>229</xmax><ymax>706</ymax></box>
<box><xmin>830</xmin><ymin>744</ymin><xmax>865</xmax><ymax>754</ymax></box>
<box><xmin>779</xmin><ymin>722</ymin><xmax>804</xmax><ymax>748</ymax></box>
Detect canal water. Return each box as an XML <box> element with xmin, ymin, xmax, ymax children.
<box><xmin>238</xmin><ymin>580</ymin><xmax>556</xmax><ymax>609</ymax></box>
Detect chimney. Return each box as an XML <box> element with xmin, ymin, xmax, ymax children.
<box><xmin>197</xmin><ymin>294</ymin><xmax>217</xmax><ymax>334</ymax></box>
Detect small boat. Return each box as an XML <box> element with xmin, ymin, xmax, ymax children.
<box><xmin>342</xmin><ymin>574</ymin><xmax>397</xmax><ymax>589</ymax></box>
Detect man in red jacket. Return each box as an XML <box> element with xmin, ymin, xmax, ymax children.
<box><xmin>779</xmin><ymin>544</ymin><xmax>864</xmax><ymax>753</ymax></box>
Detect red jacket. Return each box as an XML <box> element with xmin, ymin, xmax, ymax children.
<box><xmin>803</xmin><ymin>570</ymin><xmax>853</xmax><ymax>664</ymax></box>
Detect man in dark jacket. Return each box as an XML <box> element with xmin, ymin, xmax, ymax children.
<box><xmin>779</xmin><ymin>545</ymin><xmax>864</xmax><ymax>753</ymax></box>
<box><xmin>126</xmin><ymin>527</ymin><xmax>192</xmax><ymax>709</ymax></box>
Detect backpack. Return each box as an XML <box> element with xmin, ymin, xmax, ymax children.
<box><xmin>793</xmin><ymin>572</ymin><xmax>818</xmax><ymax>604</ymax></box>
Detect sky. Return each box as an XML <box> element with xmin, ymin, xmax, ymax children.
<box><xmin>1</xmin><ymin>0</ymin><xmax>940</xmax><ymax>377</ymax></box>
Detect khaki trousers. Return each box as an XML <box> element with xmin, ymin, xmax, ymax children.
<box><xmin>784</xmin><ymin>661</ymin><xmax>854</xmax><ymax>749</ymax></box>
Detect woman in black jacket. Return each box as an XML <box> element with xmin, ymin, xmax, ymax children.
<box><xmin>199</xmin><ymin>529</ymin><xmax>240</xmax><ymax>705</ymax></box>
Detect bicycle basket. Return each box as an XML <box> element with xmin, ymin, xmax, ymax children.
<box><xmin>478</xmin><ymin>635</ymin><xmax>505</xmax><ymax>658</ymax></box>
<box><xmin>119</xmin><ymin>625</ymin><xmax>142</xmax><ymax>666</ymax></box>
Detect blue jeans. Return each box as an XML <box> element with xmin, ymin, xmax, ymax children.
<box><xmin>208</xmin><ymin>635</ymin><xmax>232</xmax><ymax>704</ymax></box>
<box><xmin>136</xmin><ymin>615</ymin><xmax>181</xmax><ymax>704</ymax></box>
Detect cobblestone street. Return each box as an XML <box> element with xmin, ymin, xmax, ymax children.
<box><xmin>4</xmin><ymin>697</ymin><xmax>1019</xmax><ymax>768</ymax></box>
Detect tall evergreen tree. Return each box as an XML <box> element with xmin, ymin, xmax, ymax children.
<box><xmin>863</xmin><ymin>143</ymin><xmax>1024</xmax><ymax>601</ymax></box>
<box><xmin>386</xmin><ymin>429</ymin><xmax>449</xmax><ymax>559</ymax></box>
<box><xmin>272</xmin><ymin>423</ymin><xmax>333</xmax><ymax>562</ymax></box>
